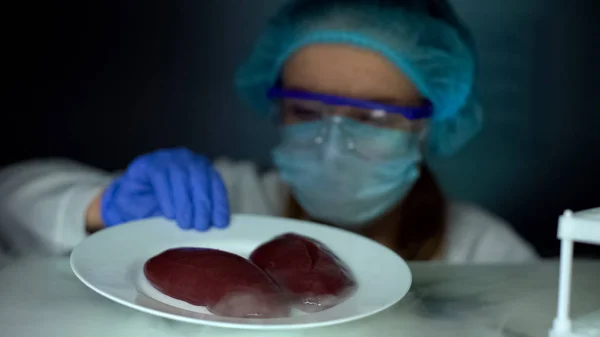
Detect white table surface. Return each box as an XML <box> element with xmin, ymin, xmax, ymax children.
<box><xmin>0</xmin><ymin>257</ymin><xmax>598</xmax><ymax>337</ymax></box>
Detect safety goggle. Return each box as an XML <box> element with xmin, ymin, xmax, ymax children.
<box><xmin>267</xmin><ymin>87</ymin><xmax>433</xmax><ymax>133</ymax></box>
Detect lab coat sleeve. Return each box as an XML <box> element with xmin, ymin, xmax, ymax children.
<box><xmin>0</xmin><ymin>158</ymin><xmax>114</xmax><ymax>256</ymax></box>
<box><xmin>444</xmin><ymin>202</ymin><xmax>540</xmax><ymax>264</ymax></box>
<box><xmin>0</xmin><ymin>157</ymin><xmax>283</xmax><ymax>258</ymax></box>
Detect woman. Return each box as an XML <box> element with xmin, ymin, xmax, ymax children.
<box><xmin>0</xmin><ymin>0</ymin><xmax>537</xmax><ymax>263</ymax></box>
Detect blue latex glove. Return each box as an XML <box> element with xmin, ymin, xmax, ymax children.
<box><xmin>100</xmin><ymin>148</ymin><xmax>230</xmax><ymax>231</ymax></box>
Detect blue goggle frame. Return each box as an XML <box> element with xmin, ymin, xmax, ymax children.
<box><xmin>267</xmin><ymin>87</ymin><xmax>433</xmax><ymax>120</ymax></box>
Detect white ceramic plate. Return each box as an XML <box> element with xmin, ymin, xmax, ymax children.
<box><xmin>70</xmin><ymin>214</ymin><xmax>411</xmax><ymax>330</ymax></box>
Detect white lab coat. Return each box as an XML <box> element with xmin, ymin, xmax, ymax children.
<box><xmin>0</xmin><ymin>158</ymin><xmax>538</xmax><ymax>266</ymax></box>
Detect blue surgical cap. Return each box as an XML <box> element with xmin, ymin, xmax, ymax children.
<box><xmin>235</xmin><ymin>0</ymin><xmax>482</xmax><ymax>155</ymax></box>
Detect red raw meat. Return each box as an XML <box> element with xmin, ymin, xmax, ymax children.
<box><xmin>144</xmin><ymin>248</ymin><xmax>289</xmax><ymax>318</ymax></box>
<box><xmin>250</xmin><ymin>233</ymin><xmax>357</xmax><ymax>313</ymax></box>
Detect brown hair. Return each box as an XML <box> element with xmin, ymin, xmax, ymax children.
<box><xmin>285</xmin><ymin>164</ymin><xmax>447</xmax><ymax>261</ymax></box>
<box><xmin>395</xmin><ymin>164</ymin><xmax>447</xmax><ymax>260</ymax></box>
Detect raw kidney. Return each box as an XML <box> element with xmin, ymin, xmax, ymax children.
<box><xmin>250</xmin><ymin>233</ymin><xmax>357</xmax><ymax>312</ymax></box>
<box><xmin>144</xmin><ymin>247</ymin><xmax>289</xmax><ymax>318</ymax></box>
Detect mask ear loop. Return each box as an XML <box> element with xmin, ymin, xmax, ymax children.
<box><xmin>267</xmin><ymin>78</ymin><xmax>285</xmax><ymax>125</ymax></box>
<box><xmin>269</xmin><ymin>102</ymin><xmax>283</xmax><ymax>125</ymax></box>
<box><xmin>418</xmin><ymin>122</ymin><xmax>432</xmax><ymax>154</ymax></box>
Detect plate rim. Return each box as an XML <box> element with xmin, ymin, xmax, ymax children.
<box><xmin>70</xmin><ymin>214</ymin><xmax>412</xmax><ymax>330</ymax></box>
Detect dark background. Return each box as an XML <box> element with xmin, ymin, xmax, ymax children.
<box><xmin>5</xmin><ymin>0</ymin><xmax>600</xmax><ymax>258</ymax></box>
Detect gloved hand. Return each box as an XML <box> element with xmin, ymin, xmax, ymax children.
<box><xmin>100</xmin><ymin>148</ymin><xmax>230</xmax><ymax>231</ymax></box>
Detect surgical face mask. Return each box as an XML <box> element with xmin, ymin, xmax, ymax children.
<box><xmin>272</xmin><ymin>115</ymin><xmax>425</xmax><ymax>227</ymax></box>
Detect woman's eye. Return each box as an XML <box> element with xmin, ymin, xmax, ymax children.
<box><xmin>356</xmin><ymin>113</ymin><xmax>371</xmax><ymax>122</ymax></box>
<box><xmin>352</xmin><ymin>111</ymin><xmax>387</xmax><ymax>126</ymax></box>
<box><xmin>290</xmin><ymin>106</ymin><xmax>321</xmax><ymax>120</ymax></box>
